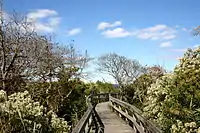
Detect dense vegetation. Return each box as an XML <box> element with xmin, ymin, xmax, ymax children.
<box><xmin>143</xmin><ymin>48</ymin><xmax>200</xmax><ymax>132</ymax></box>
<box><xmin>0</xmin><ymin>11</ymin><xmax>117</xmax><ymax>132</ymax></box>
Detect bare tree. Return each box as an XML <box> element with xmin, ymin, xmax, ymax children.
<box><xmin>97</xmin><ymin>53</ymin><xmax>145</xmax><ymax>86</ymax></box>
<box><xmin>0</xmin><ymin>12</ymin><xmax>62</xmax><ymax>93</ymax></box>
<box><xmin>0</xmin><ymin>15</ymin><xmax>29</xmax><ymax>90</ymax></box>
<box><xmin>193</xmin><ymin>26</ymin><xmax>200</xmax><ymax>36</ymax></box>
<box><xmin>0</xmin><ymin>4</ymin><xmax>91</xmax><ymax>96</ymax></box>
<box><xmin>62</xmin><ymin>44</ymin><xmax>92</xmax><ymax>80</ymax></box>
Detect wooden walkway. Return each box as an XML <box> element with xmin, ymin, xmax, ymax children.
<box><xmin>96</xmin><ymin>102</ymin><xmax>135</xmax><ymax>133</ymax></box>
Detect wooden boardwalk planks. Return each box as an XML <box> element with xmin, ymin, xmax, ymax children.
<box><xmin>96</xmin><ymin>102</ymin><xmax>135</xmax><ymax>133</ymax></box>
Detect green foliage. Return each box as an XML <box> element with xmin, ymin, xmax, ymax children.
<box><xmin>57</xmin><ymin>79</ymin><xmax>87</xmax><ymax>125</ymax></box>
<box><xmin>124</xmin><ymin>74</ymin><xmax>153</xmax><ymax>105</ymax></box>
<box><xmin>85</xmin><ymin>81</ymin><xmax>119</xmax><ymax>95</ymax></box>
<box><xmin>171</xmin><ymin>120</ymin><xmax>200</xmax><ymax>133</ymax></box>
<box><xmin>143</xmin><ymin>47</ymin><xmax>200</xmax><ymax>132</ymax></box>
<box><xmin>0</xmin><ymin>90</ymin><xmax>69</xmax><ymax>133</ymax></box>
<box><xmin>95</xmin><ymin>81</ymin><xmax>119</xmax><ymax>93</ymax></box>
<box><xmin>27</xmin><ymin>79</ymin><xmax>88</xmax><ymax>126</ymax></box>
<box><xmin>123</xmin><ymin>65</ymin><xmax>164</xmax><ymax>109</ymax></box>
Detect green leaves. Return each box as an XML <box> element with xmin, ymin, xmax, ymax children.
<box><xmin>143</xmin><ymin>47</ymin><xmax>200</xmax><ymax>132</ymax></box>
<box><xmin>0</xmin><ymin>90</ymin><xmax>69</xmax><ymax>133</ymax></box>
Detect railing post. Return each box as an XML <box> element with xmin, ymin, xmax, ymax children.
<box><xmin>125</xmin><ymin>109</ymin><xmax>128</xmax><ymax>122</ymax></box>
<box><xmin>86</xmin><ymin>115</ymin><xmax>93</xmax><ymax>133</ymax></box>
<box><xmin>91</xmin><ymin>111</ymin><xmax>98</xmax><ymax>133</ymax></box>
<box><xmin>84</xmin><ymin>118</ymin><xmax>89</xmax><ymax>133</ymax></box>
<box><xmin>72</xmin><ymin>94</ymin><xmax>105</xmax><ymax>133</ymax></box>
<box><xmin>73</xmin><ymin>93</ymin><xmax>162</xmax><ymax>133</ymax></box>
<box><xmin>118</xmin><ymin>105</ymin><xmax>122</xmax><ymax>118</ymax></box>
<box><xmin>107</xmin><ymin>93</ymin><xmax>109</xmax><ymax>101</ymax></box>
<box><xmin>108</xmin><ymin>94</ymin><xmax>111</xmax><ymax>104</ymax></box>
<box><xmin>98</xmin><ymin>95</ymin><xmax>100</xmax><ymax>103</ymax></box>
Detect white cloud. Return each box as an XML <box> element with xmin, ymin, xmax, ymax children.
<box><xmin>133</xmin><ymin>25</ymin><xmax>176</xmax><ymax>40</ymax></box>
<box><xmin>159</xmin><ymin>55</ymin><xmax>181</xmax><ymax>61</ymax></box>
<box><xmin>182</xmin><ymin>28</ymin><xmax>188</xmax><ymax>31</ymax></box>
<box><xmin>27</xmin><ymin>9</ymin><xmax>57</xmax><ymax>20</ymax></box>
<box><xmin>160</xmin><ymin>41</ymin><xmax>172</xmax><ymax>47</ymax></box>
<box><xmin>171</xmin><ymin>45</ymin><xmax>199</xmax><ymax>53</ymax></box>
<box><xmin>33</xmin><ymin>23</ymin><xmax>55</xmax><ymax>33</ymax></box>
<box><xmin>171</xmin><ymin>48</ymin><xmax>187</xmax><ymax>52</ymax></box>
<box><xmin>27</xmin><ymin>9</ymin><xmax>60</xmax><ymax>33</ymax></box>
<box><xmin>193</xmin><ymin>44</ymin><xmax>200</xmax><ymax>48</ymax></box>
<box><xmin>67</xmin><ymin>28</ymin><xmax>81</xmax><ymax>36</ymax></box>
<box><xmin>97</xmin><ymin>21</ymin><xmax>121</xmax><ymax>30</ymax></box>
<box><xmin>175</xmin><ymin>25</ymin><xmax>190</xmax><ymax>32</ymax></box>
<box><xmin>2</xmin><ymin>11</ymin><xmax>10</xmax><ymax>20</ymax></box>
<box><xmin>102</xmin><ymin>28</ymin><xmax>131</xmax><ymax>38</ymax></box>
<box><xmin>98</xmin><ymin>24</ymin><xmax>177</xmax><ymax>40</ymax></box>
<box><xmin>48</xmin><ymin>17</ymin><xmax>60</xmax><ymax>26</ymax></box>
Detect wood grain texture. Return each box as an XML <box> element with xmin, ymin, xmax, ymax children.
<box><xmin>96</xmin><ymin>102</ymin><xmax>135</xmax><ymax>133</ymax></box>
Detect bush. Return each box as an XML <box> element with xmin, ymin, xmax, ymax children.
<box><xmin>143</xmin><ymin>47</ymin><xmax>200</xmax><ymax>132</ymax></box>
<box><xmin>171</xmin><ymin>120</ymin><xmax>200</xmax><ymax>133</ymax></box>
<box><xmin>0</xmin><ymin>90</ymin><xmax>69</xmax><ymax>133</ymax></box>
<box><xmin>26</xmin><ymin>79</ymin><xmax>88</xmax><ymax>126</ymax></box>
<box><xmin>123</xmin><ymin>66</ymin><xmax>164</xmax><ymax>109</ymax></box>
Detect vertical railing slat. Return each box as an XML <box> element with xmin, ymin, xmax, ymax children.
<box><xmin>72</xmin><ymin>92</ymin><xmax>162</xmax><ymax>133</ymax></box>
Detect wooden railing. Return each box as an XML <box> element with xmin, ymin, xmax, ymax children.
<box><xmin>90</xmin><ymin>92</ymin><xmax>121</xmax><ymax>105</ymax></box>
<box><xmin>109</xmin><ymin>95</ymin><xmax>162</xmax><ymax>133</ymax></box>
<box><xmin>72</xmin><ymin>93</ymin><xmax>162</xmax><ymax>133</ymax></box>
<box><xmin>71</xmin><ymin>95</ymin><xmax>104</xmax><ymax>133</ymax></box>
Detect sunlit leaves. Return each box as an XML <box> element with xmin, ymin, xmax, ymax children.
<box><xmin>144</xmin><ymin>47</ymin><xmax>200</xmax><ymax>132</ymax></box>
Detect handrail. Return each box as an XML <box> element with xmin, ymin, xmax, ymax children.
<box><xmin>71</xmin><ymin>104</ymin><xmax>93</xmax><ymax>133</ymax></box>
<box><xmin>109</xmin><ymin>95</ymin><xmax>162</xmax><ymax>133</ymax></box>
<box><xmin>71</xmin><ymin>95</ymin><xmax>104</xmax><ymax>133</ymax></box>
<box><xmin>71</xmin><ymin>93</ymin><xmax>162</xmax><ymax>133</ymax></box>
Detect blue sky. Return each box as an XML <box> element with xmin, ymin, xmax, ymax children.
<box><xmin>3</xmin><ymin>0</ymin><xmax>200</xmax><ymax>82</ymax></box>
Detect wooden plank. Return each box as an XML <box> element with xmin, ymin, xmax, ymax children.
<box><xmin>110</xmin><ymin>104</ymin><xmax>145</xmax><ymax>133</ymax></box>
<box><xmin>72</xmin><ymin>96</ymin><xmax>104</xmax><ymax>133</ymax></box>
<box><xmin>72</xmin><ymin>93</ymin><xmax>162</xmax><ymax>133</ymax></box>
<box><xmin>110</xmin><ymin>96</ymin><xmax>143</xmax><ymax>115</ymax></box>
<box><xmin>110</xmin><ymin>96</ymin><xmax>162</xmax><ymax>133</ymax></box>
<box><xmin>96</xmin><ymin>102</ymin><xmax>135</xmax><ymax>133</ymax></box>
<box><xmin>72</xmin><ymin>105</ymin><xmax>93</xmax><ymax>133</ymax></box>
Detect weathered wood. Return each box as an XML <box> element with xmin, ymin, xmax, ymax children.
<box><xmin>96</xmin><ymin>102</ymin><xmax>135</xmax><ymax>133</ymax></box>
<box><xmin>72</xmin><ymin>93</ymin><xmax>162</xmax><ymax>133</ymax></box>
<box><xmin>72</xmin><ymin>105</ymin><xmax>93</xmax><ymax>133</ymax></box>
<box><xmin>72</xmin><ymin>95</ymin><xmax>104</xmax><ymax>133</ymax></box>
<box><xmin>93</xmin><ymin>108</ymin><xmax>104</xmax><ymax>133</ymax></box>
<box><xmin>109</xmin><ymin>96</ymin><xmax>162</xmax><ymax>133</ymax></box>
<box><xmin>110</xmin><ymin>103</ymin><xmax>145</xmax><ymax>133</ymax></box>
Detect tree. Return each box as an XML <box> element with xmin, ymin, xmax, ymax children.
<box><xmin>124</xmin><ymin>65</ymin><xmax>165</xmax><ymax>108</ymax></box>
<box><xmin>0</xmin><ymin>2</ymin><xmax>91</xmax><ymax>130</ymax></box>
<box><xmin>97</xmin><ymin>53</ymin><xmax>145</xmax><ymax>86</ymax></box>
<box><xmin>193</xmin><ymin>26</ymin><xmax>200</xmax><ymax>36</ymax></box>
<box><xmin>60</xmin><ymin>44</ymin><xmax>92</xmax><ymax>80</ymax></box>
<box><xmin>0</xmin><ymin>13</ymin><xmax>53</xmax><ymax>93</ymax></box>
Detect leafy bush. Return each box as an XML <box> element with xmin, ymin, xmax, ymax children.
<box><xmin>171</xmin><ymin>120</ymin><xmax>200</xmax><ymax>133</ymax></box>
<box><xmin>123</xmin><ymin>65</ymin><xmax>164</xmax><ymax>109</ymax></box>
<box><xmin>0</xmin><ymin>90</ymin><xmax>69</xmax><ymax>133</ymax></box>
<box><xmin>143</xmin><ymin>47</ymin><xmax>200</xmax><ymax>132</ymax></box>
<box><xmin>26</xmin><ymin>79</ymin><xmax>88</xmax><ymax>127</ymax></box>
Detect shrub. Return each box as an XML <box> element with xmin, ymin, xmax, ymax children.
<box><xmin>171</xmin><ymin>120</ymin><xmax>200</xmax><ymax>133</ymax></box>
<box><xmin>143</xmin><ymin>47</ymin><xmax>200</xmax><ymax>132</ymax></box>
<box><xmin>0</xmin><ymin>90</ymin><xmax>69</xmax><ymax>133</ymax></box>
